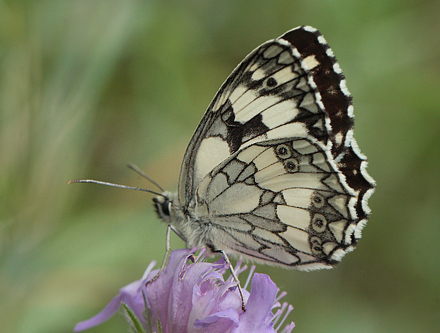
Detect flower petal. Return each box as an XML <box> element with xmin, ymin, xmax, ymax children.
<box><xmin>145</xmin><ymin>248</ymin><xmax>199</xmax><ymax>333</ymax></box>
<box><xmin>232</xmin><ymin>273</ymin><xmax>278</xmax><ymax>332</ymax></box>
<box><xmin>193</xmin><ymin>308</ymin><xmax>239</xmax><ymax>331</ymax></box>
<box><xmin>74</xmin><ymin>261</ymin><xmax>157</xmax><ymax>332</ymax></box>
<box><xmin>74</xmin><ymin>293</ymin><xmax>123</xmax><ymax>332</ymax></box>
<box><xmin>168</xmin><ymin>261</ymin><xmax>217</xmax><ymax>332</ymax></box>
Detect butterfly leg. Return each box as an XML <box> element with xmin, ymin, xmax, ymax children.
<box><xmin>145</xmin><ymin>224</ymin><xmax>171</xmax><ymax>285</ymax></box>
<box><xmin>216</xmin><ymin>250</ymin><xmax>246</xmax><ymax>311</ymax></box>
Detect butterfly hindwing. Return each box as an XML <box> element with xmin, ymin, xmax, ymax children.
<box><xmin>190</xmin><ymin>137</ymin><xmax>357</xmax><ymax>269</ymax></box>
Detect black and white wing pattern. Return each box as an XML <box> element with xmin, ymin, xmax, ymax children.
<box><xmin>175</xmin><ymin>26</ymin><xmax>375</xmax><ymax>270</ymax></box>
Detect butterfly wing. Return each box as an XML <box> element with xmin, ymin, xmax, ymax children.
<box><xmin>177</xmin><ymin>26</ymin><xmax>375</xmax><ymax>269</ymax></box>
<box><xmin>190</xmin><ymin>137</ymin><xmax>357</xmax><ymax>269</ymax></box>
<box><xmin>280</xmin><ymin>27</ymin><xmax>375</xmax><ymax>226</ymax></box>
<box><xmin>179</xmin><ymin>26</ymin><xmax>332</xmax><ymax>206</ymax></box>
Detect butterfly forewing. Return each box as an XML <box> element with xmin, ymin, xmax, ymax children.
<box><xmin>174</xmin><ymin>26</ymin><xmax>375</xmax><ymax>269</ymax></box>
<box><xmin>179</xmin><ymin>35</ymin><xmax>332</xmax><ymax>206</ymax></box>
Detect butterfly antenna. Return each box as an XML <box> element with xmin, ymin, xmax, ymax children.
<box><xmin>68</xmin><ymin>179</ymin><xmax>167</xmax><ymax>199</ymax></box>
<box><xmin>127</xmin><ymin>163</ymin><xmax>165</xmax><ymax>192</ymax></box>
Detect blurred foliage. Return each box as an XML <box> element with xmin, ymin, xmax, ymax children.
<box><xmin>1</xmin><ymin>0</ymin><xmax>439</xmax><ymax>332</ymax></box>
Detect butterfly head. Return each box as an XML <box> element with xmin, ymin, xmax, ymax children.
<box><xmin>153</xmin><ymin>192</ymin><xmax>174</xmax><ymax>223</ymax></box>
<box><xmin>153</xmin><ymin>191</ymin><xmax>190</xmax><ymax>244</ymax></box>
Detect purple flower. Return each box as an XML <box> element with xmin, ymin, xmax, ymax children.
<box><xmin>74</xmin><ymin>248</ymin><xmax>295</xmax><ymax>332</ymax></box>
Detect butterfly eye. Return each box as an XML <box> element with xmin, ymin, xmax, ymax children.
<box><xmin>311</xmin><ymin>213</ymin><xmax>327</xmax><ymax>233</ymax></box>
<box><xmin>264</xmin><ymin>77</ymin><xmax>278</xmax><ymax>88</ymax></box>
<box><xmin>153</xmin><ymin>196</ymin><xmax>171</xmax><ymax>218</ymax></box>
<box><xmin>283</xmin><ymin>158</ymin><xmax>299</xmax><ymax>173</ymax></box>
<box><xmin>276</xmin><ymin>144</ymin><xmax>292</xmax><ymax>159</ymax></box>
<box><xmin>164</xmin><ymin>201</ymin><xmax>171</xmax><ymax>216</ymax></box>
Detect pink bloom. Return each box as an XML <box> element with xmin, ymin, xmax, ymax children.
<box><xmin>75</xmin><ymin>248</ymin><xmax>294</xmax><ymax>332</ymax></box>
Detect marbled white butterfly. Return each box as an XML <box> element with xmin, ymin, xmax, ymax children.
<box><xmin>153</xmin><ymin>26</ymin><xmax>375</xmax><ymax>271</ymax></box>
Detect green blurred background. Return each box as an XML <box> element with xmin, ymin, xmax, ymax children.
<box><xmin>1</xmin><ymin>0</ymin><xmax>439</xmax><ymax>332</ymax></box>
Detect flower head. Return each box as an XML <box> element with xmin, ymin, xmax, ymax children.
<box><xmin>75</xmin><ymin>248</ymin><xmax>294</xmax><ymax>332</ymax></box>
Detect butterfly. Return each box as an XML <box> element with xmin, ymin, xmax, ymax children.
<box><xmin>152</xmin><ymin>25</ymin><xmax>375</xmax><ymax>271</ymax></box>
